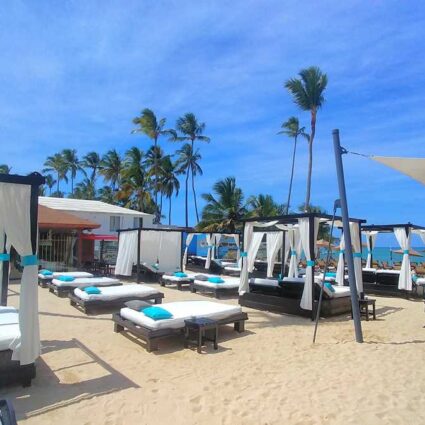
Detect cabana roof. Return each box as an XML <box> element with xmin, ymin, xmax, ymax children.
<box><xmin>118</xmin><ymin>226</ymin><xmax>241</xmax><ymax>235</ymax></box>
<box><xmin>241</xmin><ymin>212</ymin><xmax>366</xmax><ymax>225</ymax></box>
<box><xmin>362</xmin><ymin>223</ymin><xmax>425</xmax><ymax>233</ymax></box>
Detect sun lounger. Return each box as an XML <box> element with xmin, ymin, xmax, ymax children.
<box><xmin>48</xmin><ymin>276</ymin><xmax>122</xmax><ymax>297</ymax></box>
<box><xmin>68</xmin><ymin>284</ymin><xmax>164</xmax><ymax>314</ymax></box>
<box><xmin>160</xmin><ymin>273</ymin><xmax>196</xmax><ymax>290</ymax></box>
<box><xmin>210</xmin><ymin>259</ymin><xmax>241</xmax><ymax>276</ymax></box>
<box><xmin>38</xmin><ymin>271</ymin><xmax>93</xmax><ymax>287</ymax></box>
<box><xmin>0</xmin><ymin>307</ymin><xmax>35</xmax><ymax>387</ymax></box>
<box><xmin>0</xmin><ymin>399</ymin><xmax>18</xmax><ymax>425</ymax></box>
<box><xmin>112</xmin><ymin>300</ymin><xmax>248</xmax><ymax>352</ymax></box>
<box><xmin>191</xmin><ymin>275</ymin><xmax>240</xmax><ymax>298</ymax></box>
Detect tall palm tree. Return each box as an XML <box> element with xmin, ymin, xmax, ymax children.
<box><xmin>132</xmin><ymin>108</ymin><xmax>176</xmax><ymax>222</ymax></box>
<box><xmin>176</xmin><ymin>143</ymin><xmax>203</xmax><ymax>227</ymax></box>
<box><xmin>278</xmin><ymin>117</ymin><xmax>308</xmax><ymax>213</ymax></box>
<box><xmin>62</xmin><ymin>148</ymin><xmax>80</xmax><ymax>194</ymax></box>
<box><xmin>43</xmin><ymin>153</ymin><xmax>68</xmax><ymax>193</ymax></box>
<box><xmin>81</xmin><ymin>152</ymin><xmax>101</xmax><ymax>183</ymax></box>
<box><xmin>247</xmin><ymin>194</ymin><xmax>285</xmax><ymax>217</ymax></box>
<box><xmin>175</xmin><ymin>113</ymin><xmax>210</xmax><ymax>225</ymax></box>
<box><xmin>198</xmin><ymin>177</ymin><xmax>247</xmax><ymax>232</ymax></box>
<box><xmin>44</xmin><ymin>174</ymin><xmax>56</xmax><ymax>196</ymax></box>
<box><xmin>100</xmin><ymin>149</ymin><xmax>122</xmax><ymax>190</ymax></box>
<box><xmin>160</xmin><ymin>157</ymin><xmax>180</xmax><ymax>225</ymax></box>
<box><xmin>0</xmin><ymin>164</ymin><xmax>11</xmax><ymax>174</ymax></box>
<box><xmin>285</xmin><ymin>66</ymin><xmax>328</xmax><ymax>210</ymax></box>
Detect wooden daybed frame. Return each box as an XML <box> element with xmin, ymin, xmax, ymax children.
<box><xmin>190</xmin><ymin>282</ymin><xmax>239</xmax><ymax>299</ymax></box>
<box><xmin>0</xmin><ymin>350</ymin><xmax>35</xmax><ymax>387</ymax></box>
<box><xmin>47</xmin><ymin>280</ymin><xmax>122</xmax><ymax>298</ymax></box>
<box><xmin>159</xmin><ymin>275</ymin><xmax>194</xmax><ymax>290</ymax></box>
<box><xmin>112</xmin><ymin>310</ymin><xmax>248</xmax><ymax>352</ymax></box>
<box><xmin>68</xmin><ymin>291</ymin><xmax>164</xmax><ymax>315</ymax></box>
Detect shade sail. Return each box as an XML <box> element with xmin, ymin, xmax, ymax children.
<box><xmin>371</xmin><ymin>156</ymin><xmax>425</xmax><ymax>185</ymax></box>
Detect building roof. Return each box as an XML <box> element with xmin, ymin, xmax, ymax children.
<box><xmin>38</xmin><ymin>205</ymin><xmax>100</xmax><ymax>230</ymax></box>
<box><xmin>39</xmin><ymin>197</ymin><xmax>153</xmax><ymax>217</ymax></box>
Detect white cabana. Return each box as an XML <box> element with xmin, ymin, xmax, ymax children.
<box><xmin>0</xmin><ymin>173</ymin><xmax>44</xmax><ymax>367</ymax></box>
<box><xmin>335</xmin><ymin>231</ymin><xmax>345</xmax><ymax>286</ymax></box>
<box><xmin>363</xmin><ymin>230</ymin><xmax>378</xmax><ymax>268</ymax></box>
<box><xmin>115</xmin><ymin>230</ymin><xmax>139</xmax><ymax>276</ymax></box>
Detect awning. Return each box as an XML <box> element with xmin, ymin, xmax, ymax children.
<box><xmin>38</xmin><ymin>205</ymin><xmax>100</xmax><ymax>230</ymax></box>
<box><xmin>81</xmin><ymin>234</ymin><xmax>118</xmax><ymax>241</ymax></box>
<box><xmin>371</xmin><ymin>156</ymin><xmax>425</xmax><ymax>185</ymax></box>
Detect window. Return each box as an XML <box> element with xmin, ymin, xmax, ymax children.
<box><xmin>133</xmin><ymin>217</ymin><xmax>143</xmax><ymax>228</ymax></box>
<box><xmin>110</xmin><ymin>216</ymin><xmax>121</xmax><ymax>231</ymax></box>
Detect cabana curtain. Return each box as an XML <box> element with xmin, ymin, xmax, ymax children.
<box><xmin>287</xmin><ymin>228</ymin><xmax>300</xmax><ymax>278</ymax></box>
<box><xmin>349</xmin><ymin>222</ymin><xmax>364</xmax><ymax>293</ymax></box>
<box><xmin>299</xmin><ymin>217</ymin><xmax>319</xmax><ymax>311</ymax></box>
<box><xmin>394</xmin><ymin>227</ymin><xmax>412</xmax><ymax>291</ymax></box>
<box><xmin>364</xmin><ymin>231</ymin><xmax>378</xmax><ymax>268</ymax></box>
<box><xmin>0</xmin><ymin>183</ymin><xmax>39</xmax><ymax>365</ymax></box>
<box><xmin>266</xmin><ymin>232</ymin><xmax>283</xmax><ymax>277</ymax></box>
<box><xmin>248</xmin><ymin>232</ymin><xmax>264</xmax><ymax>272</ymax></box>
<box><xmin>115</xmin><ymin>230</ymin><xmax>138</xmax><ymax>276</ymax></box>
<box><xmin>336</xmin><ymin>232</ymin><xmax>345</xmax><ymax>286</ymax></box>
<box><xmin>205</xmin><ymin>234</ymin><xmax>213</xmax><ymax>269</ymax></box>
<box><xmin>182</xmin><ymin>233</ymin><xmax>197</xmax><ymax>271</ymax></box>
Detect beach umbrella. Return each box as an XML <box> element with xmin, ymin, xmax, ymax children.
<box><xmin>391</xmin><ymin>248</ymin><xmax>422</xmax><ymax>257</ymax></box>
<box><xmin>316</xmin><ymin>239</ymin><xmax>338</xmax><ymax>250</ymax></box>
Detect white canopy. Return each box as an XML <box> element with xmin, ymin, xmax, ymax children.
<box><xmin>115</xmin><ymin>230</ymin><xmax>138</xmax><ymax>276</ymax></box>
<box><xmin>371</xmin><ymin>156</ymin><xmax>425</xmax><ymax>186</ymax></box>
<box><xmin>394</xmin><ymin>227</ymin><xmax>412</xmax><ymax>291</ymax></box>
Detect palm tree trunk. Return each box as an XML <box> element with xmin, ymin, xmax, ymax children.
<box><xmin>168</xmin><ymin>197</ymin><xmax>172</xmax><ymax>226</ymax></box>
<box><xmin>286</xmin><ymin>135</ymin><xmax>298</xmax><ymax>214</ymax></box>
<box><xmin>304</xmin><ymin>110</ymin><xmax>316</xmax><ymax>211</ymax></box>
<box><xmin>160</xmin><ymin>192</ymin><xmax>163</xmax><ymax>218</ymax></box>
<box><xmin>57</xmin><ymin>173</ymin><xmax>60</xmax><ymax>193</ymax></box>
<box><xmin>71</xmin><ymin>176</ymin><xmax>74</xmax><ymax>194</ymax></box>
<box><xmin>154</xmin><ymin>136</ymin><xmax>159</xmax><ymax>224</ymax></box>
<box><xmin>191</xmin><ymin>168</ymin><xmax>200</xmax><ymax>223</ymax></box>
<box><xmin>185</xmin><ymin>169</ymin><xmax>189</xmax><ymax>227</ymax></box>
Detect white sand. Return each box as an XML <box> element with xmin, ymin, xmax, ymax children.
<box><xmin>2</xmin><ymin>280</ymin><xmax>425</xmax><ymax>424</ymax></box>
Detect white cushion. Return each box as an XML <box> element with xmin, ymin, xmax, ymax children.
<box><xmin>120</xmin><ymin>301</ymin><xmax>242</xmax><ymax>330</ymax></box>
<box><xmin>194</xmin><ymin>276</ymin><xmax>240</xmax><ymax>289</ymax></box>
<box><xmin>162</xmin><ymin>274</ymin><xmax>195</xmax><ymax>282</ymax></box>
<box><xmin>363</xmin><ymin>268</ymin><xmax>377</xmax><ymax>272</ymax></box>
<box><xmin>51</xmin><ymin>277</ymin><xmax>120</xmax><ymax>288</ymax></box>
<box><xmin>39</xmin><ymin>271</ymin><xmax>93</xmax><ymax>280</ymax></box>
<box><xmin>250</xmin><ymin>278</ymin><xmax>280</xmax><ymax>287</ymax></box>
<box><xmin>74</xmin><ymin>284</ymin><xmax>160</xmax><ymax>301</ymax></box>
<box><xmin>0</xmin><ymin>307</ymin><xmax>20</xmax><ymax>351</ymax></box>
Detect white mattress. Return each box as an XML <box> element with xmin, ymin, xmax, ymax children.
<box><xmin>74</xmin><ymin>284</ymin><xmax>160</xmax><ymax>301</ymax></box>
<box><xmin>162</xmin><ymin>274</ymin><xmax>196</xmax><ymax>282</ymax></box>
<box><xmin>120</xmin><ymin>301</ymin><xmax>242</xmax><ymax>330</ymax></box>
<box><xmin>376</xmin><ymin>269</ymin><xmax>400</xmax><ymax>275</ymax></box>
<box><xmin>416</xmin><ymin>278</ymin><xmax>425</xmax><ymax>286</ymax></box>
<box><xmin>250</xmin><ymin>278</ymin><xmax>280</xmax><ymax>287</ymax></box>
<box><xmin>224</xmin><ymin>265</ymin><xmax>241</xmax><ymax>273</ymax></box>
<box><xmin>0</xmin><ymin>307</ymin><xmax>20</xmax><ymax>351</ymax></box>
<box><xmin>363</xmin><ymin>268</ymin><xmax>377</xmax><ymax>272</ymax></box>
<box><xmin>194</xmin><ymin>276</ymin><xmax>240</xmax><ymax>289</ymax></box>
<box><xmin>52</xmin><ymin>277</ymin><xmax>120</xmax><ymax>288</ymax></box>
<box><xmin>39</xmin><ymin>271</ymin><xmax>93</xmax><ymax>280</ymax></box>
<box><xmin>331</xmin><ymin>286</ymin><xmax>351</xmax><ymax>298</ymax></box>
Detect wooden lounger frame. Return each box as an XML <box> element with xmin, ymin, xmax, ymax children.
<box><xmin>190</xmin><ymin>282</ymin><xmax>239</xmax><ymax>299</ymax></box>
<box><xmin>159</xmin><ymin>275</ymin><xmax>194</xmax><ymax>290</ymax></box>
<box><xmin>0</xmin><ymin>350</ymin><xmax>35</xmax><ymax>387</ymax></box>
<box><xmin>68</xmin><ymin>291</ymin><xmax>164</xmax><ymax>315</ymax></box>
<box><xmin>47</xmin><ymin>281</ymin><xmax>122</xmax><ymax>298</ymax></box>
<box><xmin>112</xmin><ymin>310</ymin><xmax>248</xmax><ymax>352</ymax></box>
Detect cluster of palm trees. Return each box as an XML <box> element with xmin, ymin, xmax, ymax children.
<box><xmin>40</xmin><ymin>110</ymin><xmax>209</xmax><ymax>226</ymax></box>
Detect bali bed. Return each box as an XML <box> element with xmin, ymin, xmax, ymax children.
<box><xmin>113</xmin><ymin>300</ymin><xmax>248</xmax><ymax>352</ymax></box>
<box><xmin>0</xmin><ymin>307</ymin><xmax>35</xmax><ymax>387</ymax></box>
<box><xmin>189</xmin><ymin>255</ymin><xmax>207</xmax><ymax>267</ymax></box>
<box><xmin>210</xmin><ymin>259</ymin><xmax>241</xmax><ymax>276</ymax></box>
<box><xmin>241</xmin><ymin>277</ymin><xmax>352</xmax><ymax>317</ymax></box>
<box><xmin>38</xmin><ymin>271</ymin><xmax>93</xmax><ymax>287</ymax></box>
<box><xmin>361</xmin><ymin>268</ymin><xmax>418</xmax><ymax>297</ymax></box>
<box><xmin>190</xmin><ymin>275</ymin><xmax>240</xmax><ymax>298</ymax></box>
<box><xmin>48</xmin><ymin>276</ymin><xmax>121</xmax><ymax>297</ymax></box>
<box><xmin>68</xmin><ymin>284</ymin><xmax>164</xmax><ymax>314</ymax></box>
<box><xmin>160</xmin><ymin>272</ymin><xmax>196</xmax><ymax>290</ymax></box>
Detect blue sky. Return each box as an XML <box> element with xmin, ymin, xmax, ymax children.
<box><xmin>1</xmin><ymin>0</ymin><xmax>425</xmax><ymax>246</ymax></box>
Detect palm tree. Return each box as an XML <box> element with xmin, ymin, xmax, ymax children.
<box><xmin>247</xmin><ymin>194</ymin><xmax>285</xmax><ymax>217</ymax></box>
<box><xmin>176</xmin><ymin>143</ymin><xmax>202</xmax><ymax>227</ymax></box>
<box><xmin>100</xmin><ymin>149</ymin><xmax>122</xmax><ymax>190</ymax></box>
<box><xmin>285</xmin><ymin>66</ymin><xmax>328</xmax><ymax>210</ymax></box>
<box><xmin>132</xmin><ymin>109</ymin><xmax>176</xmax><ymax>222</ymax></box>
<box><xmin>43</xmin><ymin>153</ymin><xmax>68</xmax><ymax>193</ymax></box>
<box><xmin>0</xmin><ymin>164</ymin><xmax>11</xmax><ymax>174</ymax></box>
<box><xmin>73</xmin><ymin>178</ymin><xmax>96</xmax><ymax>200</ymax></box>
<box><xmin>81</xmin><ymin>152</ymin><xmax>101</xmax><ymax>183</ymax></box>
<box><xmin>175</xmin><ymin>113</ymin><xmax>210</xmax><ymax>224</ymax></box>
<box><xmin>160</xmin><ymin>157</ymin><xmax>180</xmax><ymax>225</ymax></box>
<box><xmin>278</xmin><ymin>117</ymin><xmax>308</xmax><ymax>213</ymax></box>
<box><xmin>98</xmin><ymin>186</ymin><xmax>116</xmax><ymax>204</ymax></box>
<box><xmin>44</xmin><ymin>174</ymin><xmax>56</xmax><ymax>196</ymax></box>
<box><xmin>62</xmin><ymin>149</ymin><xmax>80</xmax><ymax>194</ymax></box>
<box><xmin>198</xmin><ymin>177</ymin><xmax>247</xmax><ymax>232</ymax></box>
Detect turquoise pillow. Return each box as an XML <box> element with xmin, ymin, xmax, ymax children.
<box><xmin>174</xmin><ymin>272</ymin><xmax>188</xmax><ymax>278</ymax></box>
<box><xmin>84</xmin><ymin>286</ymin><xmax>101</xmax><ymax>294</ymax></box>
<box><xmin>325</xmin><ymin>272</ymin><xmax>336</xmax><ymax>278</ymax></box>
<box><xmin>58</xmin><ymin>275</ymin><xmax>75</xmax><ymax>282</ymax></box>
<box><xmin>413</xmin><ymin>275</ymin><xmax>418</xmax><ymax>283</ymax></box>
<box><xmin>324</xmin><ymin>282</ymin><xmax>335</xmax><ymax>293</ymax></box>
<box><xmin>208</xmin><ymin>277</ymin><xmax>225</xmax><ymax>284</ymax></box>
<box><xmin>151</xmin><ymin>263</ymin><xmax>159</xmax><ymax>270</ymax></box>
<box><xmin>141</xmin><ymin>306</ymin><xmax>172</xmax><ymax>320</ymax></box>
<box><xmin>40</xmin><ymin>270</ymin><xmax>53</xmax><ymax>276</ymax></box>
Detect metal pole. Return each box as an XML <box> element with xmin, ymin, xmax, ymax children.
<box><xmin>333</xmin><ymin>129</ymin><xmax>363</xmax><ymax>343</ymax></box>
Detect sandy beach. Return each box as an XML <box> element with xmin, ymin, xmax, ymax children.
<box><xmin>2</xmin><ymin>280</ymin><xmax>425</xmax><ymax>425</ymax></box>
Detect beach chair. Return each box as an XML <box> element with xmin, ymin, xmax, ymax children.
<box><xmin>0</xmin><ymin>399</ymin><xmax>17</xmax><ymax>425</ymax></box>
<box><xmin>48</xmin><ymin>276</ymin><xmax>122</xmax><ymax>297</ymax></box>
<box><xmin>112</xmin><ymin>300</ymin><xmax>248</xmax><ymax>352</ymax></box>
<box><xmin>68</xmin><ymin>284</ymin><xmax>164</xmax><ymax>315</ymax></box>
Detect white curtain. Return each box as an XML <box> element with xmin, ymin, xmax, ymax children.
<box><xmin>349</xmin><ymin>222</ymin><xmax>364</xmax><ymax>293</ymax></box>
<box><xmin>287</xmin><ymin>228</ymin><xmax>300</xmax><ymax>278</ymax></box>
<box><xmin>0</xmin><ymin>230</ymin><xmax>4</xmax><ymax>302</ymax></box>
<box><xmin>239</xmin><ymin>223</ymin><xmax>254</xmax><ymax>294</ymax></box>
<box><xmin>213</xmin><ymin>234</ymin><xmax>222</xmax><ymax>260</ymax></box>
<box><xmin>115</xmin><ymin>230</ymin><xmax>138</xmax><ymax>276</ymax></box>
<box><xmin>299</xmin><ymin>218</ymin><xmax>319</xmax><ymax>311</ymax></box>
<box><xmin>182</xmin><ymin>233</ymin><xmax>196</xmax><ymax>271</ymax></box>
<box><xmin>364</xmin><ymin>231</ymin><xmax>378</xmax><ymax>268</ymax></box>
<box><xmin>418</xmin><ymin>231</ymin><xmax>425</xmax><ymax>246</ymax></box>
<box><xmin>248</xmin><ymin>232</ymin><xmax>264</xmax><ymax>272</ymax></box>
<box><xmin>394</xmin><ymin>227</ymin><xmax>412</xmax><ymax>291</ymax></box>
<box><xmin>205</xmin><ymin>234</ymin><xmax>213</xmax><ymax>269</ymax></box>
<box><xmin>336</xmin><ymin>232</ymin><xmax>345</xmax><ymax>286</ymax></box>
<box><xmin>0</xmin><ymin>183</ymin><xmax>39</xmax><ymax>365</ymax></box>
<box><xmin>266</xmin><ymin>232</ymin><xmax>283</xmax><ymax>277</ymax></box>
<box><xmin>232</xmin><ymin>234</ymin><xmax>241</xmax><ymax>263</ymax></box>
